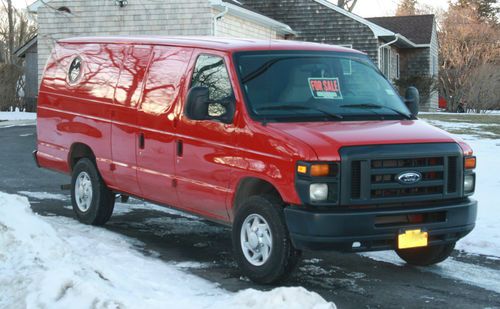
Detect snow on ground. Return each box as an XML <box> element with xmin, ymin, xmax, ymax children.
<box><xmin>452</xmin><ymin>135</ymin><xmax>500</xmax><ymax>257</ymax></box>
<box><xmin>18</xmin><ymin>191</ymin><xmax>69</xmax><ymax>201</ymax></box>
<box><xmin>0</xmin><ymin>111</ymin><xmax>37</xmax><ymax>121</ymax></box>
<box><xmin>0</xmin><ymin>192</ymin><xmax>335</xmax><ymax>309</ymax></box>
<box><xmin>112</xmin><ymin>197</ymin><xmax>199</xmax><ymax>219</ymax></box>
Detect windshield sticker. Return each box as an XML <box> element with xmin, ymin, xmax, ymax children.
<box><xmin>308</xmin><ymin>78</ymin><xmax>343</xmax><ymax>100</ymax></box>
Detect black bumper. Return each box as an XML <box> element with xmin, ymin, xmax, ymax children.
<box><xmin>284</xmin><ymin>199</ymin><xmax>477</xmax><ymax>251</ymax></box>
<box><xmin>33</xmin><ymin>150</ymin><xmax>40</xmax><ymax>168</ymax></box>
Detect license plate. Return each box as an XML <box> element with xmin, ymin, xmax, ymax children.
<box><xmin>398</xmin><ymin>229</ymin><xmax>428</xmax><ymax>249</ymax></box>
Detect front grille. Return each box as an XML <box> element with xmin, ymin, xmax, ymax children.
<box><xmin>369</xmin><ymin>156</ymin><xmax>445</xmax><ymax>199</ymax></box>
<box><xmin>340</xmin><ymin>143</ymin><xmax>463</xmax><ymax>206</ymax></box>
<box><xmin>447</xmin><ymin>156</ymin><xmax>458</xmax><ymax>193</ymax></box>
<box><xmin>351</xmin><ymin>161</ymin><xmax>361</xmax><ymax>199</ymax></box>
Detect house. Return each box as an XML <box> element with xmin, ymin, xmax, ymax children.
<box><xmin>239</xmin><ymin>0</ymin><xmax>439</xmax><ymax>110</ymax></box>
<box><xmin>14</xmin><ymin>35</ymin><xmax>38</xmax><ymax>111</ymax></box>
<box><xmin>21</xmin><ymin>0</ymin><xmax>438</xmax><ymax>110</ymax></box>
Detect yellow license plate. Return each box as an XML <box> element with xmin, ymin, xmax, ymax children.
<box><xmin>398</xmin><ymin>229</ymin><xmax>428</xmax><ymax>249</ymax></box>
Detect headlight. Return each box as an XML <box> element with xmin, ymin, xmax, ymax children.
<box><xmin>310</xmin><ymin>183</ymin><xmax>328</xmax><ymax>201</ymax></box>
<box><xmin>464</xmin><ymin>174</ymin><xmax>475</xmax><ymax>193</ymax></box>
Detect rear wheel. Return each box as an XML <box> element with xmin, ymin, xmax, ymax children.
<box><xmin>232</xmin><ymin>195</ymin><xmax>301</xmax><ymax>284</ymax></box>
<box><xmin>71</xmin><ymin>158</ymin><xmax>115</xmax><ymax>225</ymax></box>
<box><xmin>396</xmin><ymin>242</ymin><xmax>455</xmax><ymax>266</ymax></box>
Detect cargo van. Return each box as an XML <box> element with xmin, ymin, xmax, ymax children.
<box><xmin>35</xmin><ymin>37</ymin><xmax>477</xmax><ymax>284</ymax></box>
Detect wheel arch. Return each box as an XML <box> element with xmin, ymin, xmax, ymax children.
<box><xmin>232</xmin><ymin>177</ymin><xmax>283</xmax><ymax>217</ymax></box>
<box><xmin>68</xmin><ymin>142</ymin><xmax>96</xmax><ymax>171</ymax></box>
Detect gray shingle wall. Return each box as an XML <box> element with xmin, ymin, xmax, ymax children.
<box><xmin>428</xmin><ymin>22</ymin><xmax>439</xmax><ymax>110</ymax></box>
<box><xmin>37</xmin><ymin>0</ymin><xmax>213</xmax><ymax>84</ymax></box>
<box><xmin>213</xmin><ymin>9</ymin><xmax>280</xmax><ymax>39</ymax></box>
<box><xmin>397</xmin><ymin>20</ymin><xmax>438</xmax><ymax>110</ymax></box>
<box><xmin>239</xmin><ymin>0</ymin><xmax>379</xmax><ymax>64</ymax></box>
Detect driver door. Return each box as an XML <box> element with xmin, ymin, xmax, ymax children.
<box><xmin>175</xmin><ymin>51</ymin><xmax>237</xmax><ymax>221</ymax></box>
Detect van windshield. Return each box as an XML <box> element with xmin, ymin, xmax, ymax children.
<box><xmin>234</xmin><ymin>51</ymin><xmax>412</xmax><ymax>122</ymax></box>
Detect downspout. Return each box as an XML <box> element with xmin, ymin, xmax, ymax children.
<box><xmin>213</xmin><ymin>4</ymin><xmax>229</xmax><ymax>36</ymax></box>
<box><xmin>377</xmin><ymin>35</ymin><xmax>399</xmax><ymax>73</ymax></box>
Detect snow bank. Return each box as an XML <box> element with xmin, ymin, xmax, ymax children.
<box><xmin>0</xmin><ymin>111</ymin><xmax>37</xmax><ymax>121</ymax></box>
<box><xmin>0</xmin><ymin>192</ymin><xmax>335</xmax><ymax>309</ymax></box>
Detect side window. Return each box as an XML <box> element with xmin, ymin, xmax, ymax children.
<box><xmin>68</xmin><ymin>56</ymin><xmax>82</xmax><ymax>84</ymax></box>
<box><xmin>191</xmin><ymin>54</ymin><xmax>233</xmax><ymax>101</ymax></box>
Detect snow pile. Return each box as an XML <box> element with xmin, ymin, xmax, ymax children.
<box><xmin>0</xmin><ymin>111</ymin><xmax>37</xmax><ymax>121</ymax></box>
<box><xmin>0</xmin><ymin>192</ymin><xmax>335</xmax><ymax>309</ymax></box>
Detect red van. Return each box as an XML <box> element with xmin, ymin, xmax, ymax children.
<box><xmin>35</xmin><ymin>37</ymin><xmax>477</xmax><ymax>284</ymax></box>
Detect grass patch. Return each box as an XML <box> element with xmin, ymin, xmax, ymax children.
<box><xmin>419</xmin><ymin>113</ymin><xmax>500</xmax><ymax>139</ymax></box>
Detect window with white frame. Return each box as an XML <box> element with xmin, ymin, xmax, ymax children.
<box><xmin>396</xmin><ymin>53</ymin><xmax>400</xmax><ymax>79</ymax></box>
<box><xmin>380</xmin><ymin>47</ymin><xmax>390</xmax><ymax>77</ymax></box>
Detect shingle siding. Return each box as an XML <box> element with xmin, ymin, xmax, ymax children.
<box><xmin>239</xmin><ymin>0</ymin><xmax>379</xmax><ymax>64</ymax></box>
<box><xmin>37</xmin><ymin>0</ymin><xmax>212</xmax><ymax>85</ymax></box>
<box><xmin>428</xmin><ymin>22</ymin><xmax>439</xmax><ymax>110</ymax></box>
<box><xmin>212</xmin><ymin>9</ymin><xmax>280</xmax><ymax>39</ymax></box>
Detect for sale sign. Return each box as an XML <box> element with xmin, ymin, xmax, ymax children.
<box><xmin>308</xmin><ymin>78</ymin><xmax>343</xmax><ymax>100</ymax></box>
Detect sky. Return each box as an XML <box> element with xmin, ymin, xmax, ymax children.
<box><xmin>14</xmin><ymin>0</ymin><xmax>451</xmax><ymax>17</ymax></box>
<box><xmin>352</xmin><ymin>0</ymin><xmax>450</xmax><ymax>17</ymax></box>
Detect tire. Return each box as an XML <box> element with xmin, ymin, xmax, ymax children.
<box><xmin>396</xmin><ymin>242</ymin><xmax>455</xmax><ymax>266</ymax></box>
<box><xmin>232</xmin><ymin>195</ymin><xmax>302</xmax><ymax>284</ymax></box>
<box><xmin>71</xmin><ymin>158</ymin><xmax>115</xmax><ymax>225</ymax></box>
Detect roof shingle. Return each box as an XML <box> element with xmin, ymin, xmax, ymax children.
<box><xmin>367</xmin><ymin>15</ymin><xmax>435</xmax><ymax>45</ymax></box>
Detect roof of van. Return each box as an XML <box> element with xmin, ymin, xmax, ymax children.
<box><xmin>58</xmin><ymin>36</ymin><xmax>364</xmax><ymax>54</ymax></box>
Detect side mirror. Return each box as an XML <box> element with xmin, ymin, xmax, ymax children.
<box><xmin>185</xmin><ymin>86</ymin><xmax>210</xmax><ymax>121</ymax></box>
<box><xmin>405</xmin><ymin>86</ymin><xmax>420</xmax><ymax>117</ymax></box>
<box><xmin>185</xmin><ymin>86</ymin><xmax>235</xmax><ymax>124</ymax></box>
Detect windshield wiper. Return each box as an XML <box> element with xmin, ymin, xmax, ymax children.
<box><xmin>339</xmin><ymin>103</ymin><xmax>413</xmax><ymax>120</ymax></box>
<box><xmin>257</xmin><ymin>105</ymin><xmax>344</xmax><ymax>120</ymax></box>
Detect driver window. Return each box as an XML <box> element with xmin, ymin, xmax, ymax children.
<box><xmin>191</xmin><ymin>54</ymin><xmax>233</xmax><ymax>102</ymax></box>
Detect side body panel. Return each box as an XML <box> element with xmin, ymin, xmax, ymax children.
<box><xmin>37</xmin><ymin>43</ymin><xmax>124</xmax><ymax>187</ymax></box>
<box><xmin>135</xmin><ymin>46</ymin><xmax>193</xmax><ymax>207</ymax></box>
<box><xmin>110</xmin><ymin>45</ymin><xmax>154</xmax><ymax>196</ymax></box>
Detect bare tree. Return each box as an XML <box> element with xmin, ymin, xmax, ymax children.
<box><xmin>395</xmin><ymin>0</ymin><xmax>418</xmax><ymax>16</ymax></box>
<box><xmin>463</xmin><ymin>64</ymin><xmax>500</xmax><ymax>112</ymax></box>
<box><xmin>0</xmin><ymin>1</ymin><xmax>37</xmax><ymax>110</ymax></box>
<box><xmin>337</xmin><ymin>0</ymin><xmax>358</xmax><ymax>12</ymax></box>
<box><xmin>0</xmin><ymin>2</ymin><xmax>36</xmax><ymax>65</ymax></box>
<box><xmin>439</xmin><ymin>6</ymin><xmax>500</xmax><ymax>112</ymax></box>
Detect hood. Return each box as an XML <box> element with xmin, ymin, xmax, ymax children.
<box><xmin>267</xmin><ymin>120</ymin><xmax>458</xmax><ymax>161</ymax></box>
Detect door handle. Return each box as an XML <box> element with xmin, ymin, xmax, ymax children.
<box><xmin>139</xmin><ymin>133</ymin><xmax>145</xmax><ymax>149</ymax></box>
<box><xmin>176</xmin><ymin>140</ymin><xmax>183</xmax><ymax>157</ymax></box>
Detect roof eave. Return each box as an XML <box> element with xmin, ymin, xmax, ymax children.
<box><xmin>394</xmin><ymin>34</ymin><xmax>430</xmax><ymax>48</ymax></box>
<box><xmin>210</xmin><ymin>0</ymin><xmax>296</xmax><ymax>35</ymax></box>
<box><xmin>14</xmin><ymin>35</ymin><xmax>38</xmax><ymax>58</ymax></box>
<box><xmin>313</xmin><ymin>0</ymin><xmax>394</xmax><ymax>38</ymax></box>
<box><xmin>28</xmin><ymin>0</ymin><xmax>49</xmax><ymax>13</ymax></box>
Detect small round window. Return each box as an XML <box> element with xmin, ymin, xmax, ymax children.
<box><xmin>68</xmin><ymin>56</ymin><xmax>82</xmax><ymax>84</ymax></box>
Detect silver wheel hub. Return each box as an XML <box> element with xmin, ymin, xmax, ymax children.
<box><xmin>75</xmin><ymin>171</ymin><xmax>93</xmax><ymax>212</ymax></box>
<box><xmin>240</xmin><ymin>214</ymin><xmax>272</xmax><ymax>266</ymax></box>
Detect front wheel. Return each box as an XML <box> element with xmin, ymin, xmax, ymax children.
<box><xmin>396</xmin><ymin>242</ymin><xmax>455</xmax><ymax>266</ymax></box>
<box><xmin>232</xmin><ymin>195</ymin><xmax>301</xmax><ymax>284</ymax></box>
<box><xmin>71</xmin><ymin>158</ymin><xmax>115</xmax><ymax>225</ymax></box>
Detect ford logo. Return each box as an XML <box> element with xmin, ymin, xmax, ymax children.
<box><xmin>397</xmin><ymin>172</ymin><xmax>422</xmax><ymax>185</ymax></box>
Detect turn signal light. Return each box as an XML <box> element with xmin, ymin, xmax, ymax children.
<box><xmin>297</xmin><ymin>165</ymin><xmax>308</xmax><ymax>174</ymax></box>
<box><xmin>310</xmin><ymin>164</ymin><xmax>330</xmax><ymax>177</ymax></box>
<box><xmin>465</xmin><ymin>157</ymin><xmax>476</xmax><ymax>169</ymax></box>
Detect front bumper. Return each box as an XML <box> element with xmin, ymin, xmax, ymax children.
<box><xmin>284</xmin><ymin>198</ymin><xmax>477</xmax><ymax>251</ymax></box>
